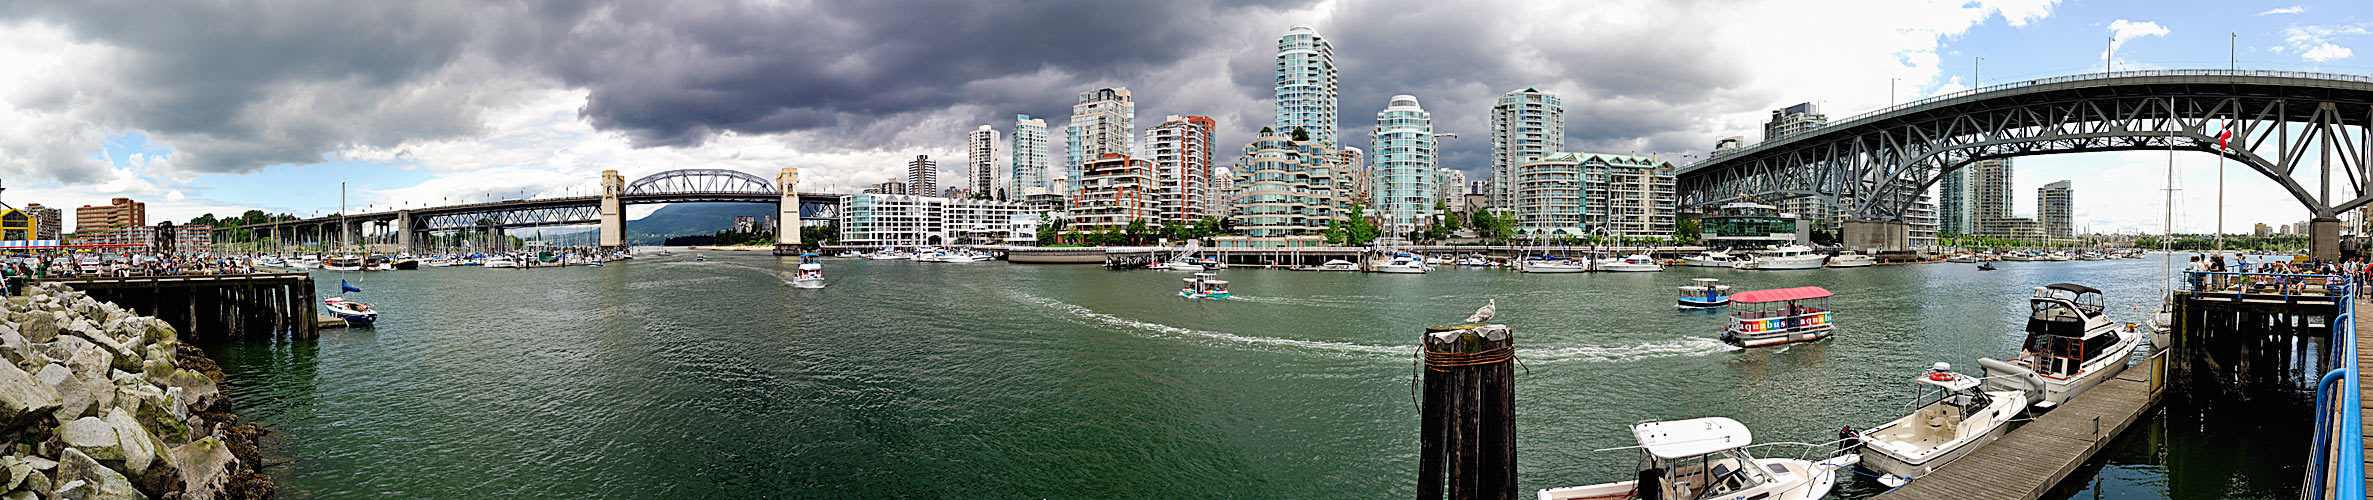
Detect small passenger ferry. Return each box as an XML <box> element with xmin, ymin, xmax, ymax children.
<box><xmin>1721</xmin><ymin>286</ymin><xmax>1836</xmax><ymax>348</ymax></box>
<box><xmin>1677</xmin><ymin>278</ymin><xmax>1732</xmax><ymax>308</ymax></box>
<box><xmin>1180</xmin><ymin>273</ymin><xmax>1230</xmax><ymax>300</ymax></box>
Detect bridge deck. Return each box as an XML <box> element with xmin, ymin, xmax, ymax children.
<box><xmin>1873</xmin><ymin>356</ymin><xmax>2163</xmax><ymax>500</ymax></box>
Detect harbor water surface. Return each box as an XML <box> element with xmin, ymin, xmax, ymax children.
<box><xmin>203</xmin><ymin>253</ymin><xmax>2312</xmax><ymax>498</ymax></box>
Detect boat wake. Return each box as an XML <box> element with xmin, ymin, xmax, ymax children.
<box><xmin>1520</xmin><ymin>338</ymin><xmax>1739</xmax><ymax>364</ymax></box>
<box><xmin>1010</xmin><ymin>293</ymin><xmax>1406</xmax><ymax>358</ymax></box>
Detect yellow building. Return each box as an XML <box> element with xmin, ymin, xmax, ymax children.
<box><xmin>0</xmin><ymin>208</ymin><xmax>29</xmax><ymax>241</ymax></box>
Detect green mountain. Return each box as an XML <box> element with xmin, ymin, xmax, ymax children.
<box><xmin>626</xmin><ymin>202</ymin><xmax>777</xmax><ymax>244</ymax></box>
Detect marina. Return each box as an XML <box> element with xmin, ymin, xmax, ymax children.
<box><xmin>167</xmin><ymin>250</ymin><xmax>2334</xmax><ymax>498</ymax></box>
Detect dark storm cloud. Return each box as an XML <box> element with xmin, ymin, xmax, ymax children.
<box><xmin>2</xmin><ymin>0</ymin><xmax>1767</xmax><ymax>180</ymax></box>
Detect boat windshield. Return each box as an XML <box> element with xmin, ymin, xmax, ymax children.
<box><xmin>1648</xmin><ymin>449</ymin><xmax>1771</xmax><ymax>499</ymax></box>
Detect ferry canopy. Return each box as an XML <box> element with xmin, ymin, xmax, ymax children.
<box><xmin>1730</xmin><ymin>286</ymin><xmax>1833</xmax><ymax>304</ymax></box>
<box><xmin>1632</xmin><ymin>417</ymin><xmax>1753</xmax><ymax>459</ymax></box>
<box><xmin>2043</xmin><ymin>283</ymin><xmax>2100</xmax><ymax>295</ymax></box>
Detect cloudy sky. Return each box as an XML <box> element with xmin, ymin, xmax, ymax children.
<box><xmin>1</xmin><ymin>0</ymin><xmax>2367</xmax><ymax>234</ymax></box>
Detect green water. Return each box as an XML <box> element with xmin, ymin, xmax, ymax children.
<box><xmin>198</xmin><ymin>253</ymin><xmax>2315</xmax><ymax>498</ymax></box>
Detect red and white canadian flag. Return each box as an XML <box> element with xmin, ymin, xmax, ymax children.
<box><xmin>2217</xmin><ymin>125</ymin><xmax>2234</xmax><ymax>151</ymax></box>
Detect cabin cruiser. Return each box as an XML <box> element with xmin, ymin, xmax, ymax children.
<box><xmin>1851</xmin><ymin>363</ymin><xmax>2027</xmax><ymax>485</ymax></box>
<box><xmin>1517</xmin><ymin>257</ymin><xmax>1588</xmax><ymax>273</ymax></box>
<box><xmin>321</xmin><ymin>257</ymin><xmax>364</xmax><ymax>272</ymax></box>
<box><xmin>1536</xmin><ymin>417</ymin><xmax>1856</xmax><ymax>500</ymax></box>
<box><xmin>936</xmin><ymin>251</ymin><xmax>993</xmax><ymax>263</ymax></box>
<box><xmin>1734</xmin><ymin>245</ymin><xmax>1827</xmax><ymax>270</ymax></box>
<box><xmin>1373</xmin><ymin>254</ymin><xmax>1429</xmax><ymax>274</ymax></box>
<box><xmin>867</xmin><ymin>249</ymin><xmax>913</xmax><ymax>261</ymax></box>
<box><xmin>1680</xmin><ymin>250</ymin><xmax>1738</xmax><ymax>268</ymax></box>
<box><xmin>1722</xmin><ymin>286</ymin><xmax>1836</xmax><ymax>348</ymax></box>
<box><xmin>791</xmin><ymin>254</ymin><xmax>826</xmax><ymax>288</ymax></box>
<box><xmin>1315</xmin><ymin>259</ymin><xmax>1360</xmax><ymax>272</ymax></box>
<box><xmin>1179</xmin><ymin>273</ymin><xmax>1230</xmax><ymax>299</ymax></box>
<box><xmin>1599</xmin><ymin>254</ymin><xmax>1663</xmax><ymax>272</ymax></box>
<box><xmin>1946</xmin><ymin>254</ymin><xmax>1981</xmax><ymax>263</ymax></box>
<box><xmin>1826</xmin><ymin>251</ymin><xmax>1876</xmax><ymax>268</ymax></box>
<box><xmin>1152</xmin><ymin>260</ymin><xmax>1208</xmax><ymax>271</ymax></box>
<box><xmin>1677</xmin><ymin>278</ymin><xmax>1732</xmax><ymax>308</ymax></box>
<box><xmin>483</xmin><ymin>256</ymin><xmax>519</xmax><ymax>269</ymax></box>
<box><xmin>1978</xmin><ymin>283</ymin><xmax>2143</xmax><ymax>410</ymax></box>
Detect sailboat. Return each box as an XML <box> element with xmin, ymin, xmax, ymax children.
<box><xmin>321</xmin><ymin>182</ymin><xmax>384</xmax><ymax>326</ymax></box>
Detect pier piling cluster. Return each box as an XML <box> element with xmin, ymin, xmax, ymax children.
<box><xmin>1416</xmin><ymin>324</ymin><xmax>1517</xmax><ymax>500</ymax></box>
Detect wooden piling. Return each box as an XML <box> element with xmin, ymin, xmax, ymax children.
<box><xmin>1417</xmin><ymin>324</ymin><xmax>1516</xmax><ymax>500</ymax></box>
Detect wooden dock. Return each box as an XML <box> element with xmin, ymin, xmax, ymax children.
<box><xmin>38</xmin><ymin>272</ymin><xmax>323</xmax><ymax>339</ymax></box>
<box><xmin>1874</xmin><ymin>351</ymin><xmax>2167</xmax><ymax>500</ymax></box>
<box><xmin>2356</xmin><ymin>304</ymin><xmax>2373</xmax><ymax>494</ymax></box>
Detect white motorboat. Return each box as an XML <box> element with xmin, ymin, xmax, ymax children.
<box><xmin>792</xmin><ymin>254</ymin><xmax>826</xmax><ymax>288</ymax></box>
<box><xmin>1152</xmin><ymin>261</ymin><xmax>1208</xmax><ymax>271</ymax></box>
<box><xmin>1826</xmin><ymin>251</ymin><xmax>1876</xmax><ymax>268</ymax></box>
<box><xmin>1517</xmin><ymin>258</ymin><xmax>1588</xmax><ymax>273</ymax></box>
<box><xmin>1978</xmin><ymin>283</ymin><xmax>2143</xmax><ymax>410</ymax></box>
<box><xmin>1743</xmin><ymin>245</ymin><xmax>1828</xmax><ymax>270</ymax></box>
<box><xmin>483</xmin><ymin>256</ymin><xmax>519</xmax><ymax>269</ymax></box>
<box><xmin>2000</xmin><ymin>252</ymin><xmax>2035</xmax><ymax>262</ymax></box>
<box><xmin>1722</xmin><ymin>286</ymin><xmax>1836</xmax><ymax>348</ymax></box>
<box><xmin>1536</xmin><ymin>417</ymin><xmax>1857</xmax><ymax>500</ymax></box>
<box><xmin>1599</xmin><ymin>254</ymin><xmax>1662</xmax><ymax>272</ymax></box>
<box><xmin>1680</xmin><ymin>250</ymin><xmax>1738</xmax><ymax>268</ymax></box>
<box><xmin>1946</xmin><ymin>254</ymin><xmax>1981</xmax><ymax>263</ymax></box>
<box><xmin>1315</xmin><ymin>259</ymin><xmax>1360</xmax><ymax>272</ymax></box>
<box><xmin>321</xmin><ymin>257</ymin><xmax>364</xmax><ymax>272</ymax></box>
<box><xmin>937</xmin><ymin>251</ymin><xmax>992</xmax><ymax>263</ymax></box>
<box><xmin>868</xmin><ymin>250</ymin><xmax>913</xmax><ymax>261</ymax></box>
<box><xmin>1373</xmin><ymin>254</ymin><xmax>1428</xmax><ymax>274</ymax></box>
<box><xmin>1677</xmin><ymin>278</ymin><xmax>1732</xmax><ymax>308</ymax></box>
<box><xmin>1853</xmin><ymin>363</ymin><xmax>2027</xmax><ymax>484</ymax></box>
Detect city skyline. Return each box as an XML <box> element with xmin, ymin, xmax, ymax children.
<box><xmin>0</xmin><ymin>1</ymin><xmax>2366</xmax><ymax>234</ymax></box>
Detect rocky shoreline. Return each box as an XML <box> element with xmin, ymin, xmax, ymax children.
<box><xmin>0</xmin><ymin>283</ymin><xmax>271</xmax><ymax>500</ymax></box>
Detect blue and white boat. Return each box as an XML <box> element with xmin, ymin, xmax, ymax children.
<box><xmin>1179</xmin><ymin>273</ymin><xmax>1230</xmax><ymax>299</ymax></box>
<box><xmin>322</xmin><ymin>279</ymin><xmax>379</xmax><ymax>326</ymax></box>
<box><xmin>1677</xmin><ymin>278</ymin><xmax>1732</xmax><ymax>308</ymax></box>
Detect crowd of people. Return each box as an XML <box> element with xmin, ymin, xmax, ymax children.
<box><xmin>2182</xmin><ymin>253</ymin><xmax>2372</xmax><ymax>296</ymax></box>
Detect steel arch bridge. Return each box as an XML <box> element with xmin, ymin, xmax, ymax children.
<box><xmin>1677</xmin><ymin>70</ymin><xmax>2373</xmax><ymax>222</ymax></box>
<box><xmin>621</xmin><ymin>168</ymin><xmax>780</xmax><ymax>203</ymax></box>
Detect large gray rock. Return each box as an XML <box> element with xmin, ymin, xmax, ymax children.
<box><xmin>168</xmin><ymin>437</ymin><xmax>236</xmax><ymax>500</ymax></box>
<box><xmin>0</xmin><ymin>326</ymin><xmax>30</xmax><ymax>367</ymax></box>
<box><xmin>70</xmin><ymin>325</ymin><xmax>135</xmax><ymax>372</ymax></box>
<box><xmin>57</xmin><ymin>418</ymin><xmax>118</xmax><ymax>461</ymax></box>
<box><xmin>102</xmin><ymin>409</ymin><xmax>156</xmax><ymax>478</ymax></box>
<box><xmin>54</xmin><ymin>448</ymin><xmax>143</xmax><ymax>500</ymax></box>
<box><xmin>66</xmin><ymin>343</ymin><xmax>110</xmax><ymax>383</ymax></box>
<box><xmin>0</xmin><ymin>361</ymin><xmax>59</xmax><ymax>430</ymax></box>
<box><xmin>38</xmin><ymin>364</ymin><xmax>94</xmax><ymax>421</ymax></box>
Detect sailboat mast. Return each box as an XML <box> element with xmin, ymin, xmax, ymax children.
<box><xmin>2162</xmin><ymin>97</ymin><xmax>2176</xmax><ymax>294</ymax></box>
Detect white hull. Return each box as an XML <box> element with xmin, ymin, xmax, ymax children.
<box><xmin>1980</xmin><ymin>332</ymin><xmax>2142</xmax><ymax>409</ymax></box>
<box><xmin>1827</xmin><ymin>256</ymin><xmax>1876</xmax><ymax>268</ymax></box>
<box><xmin>1538</xmin><ymin>457</ymin><xmax>1847</xmax><ymax>500</ymax></box>
<box><xmin>1373</xmin><ymin>264</ymin><xmax>1428</xmax><ymax>274</ymax></box>
<box><xmin>1680</xmin><ymin>256</ymin><xmax>1732</xmax><ymax>267</ymax></box>
<box><xmin>1724</xmin><ymin>324</ymin><xmax>1834</xmax><ymax>348</ymax></box>
<box><xmin>1858</xmin><ymin>390</ymin><xmax>2025</xmax><ymax>480</ymax></box>
<box><xmin>791</xmin><ymin>279</ymin><xmax>826</xmax><ymax>289</ymax></box>
<box><xmin>1749</xmin><ymin>255</ymin><xmax>1827</xmax><ymax>270</ymax></box>
<box><xmin>1518</xmin><ymin>262</ymin><xmax>1588</xmax><ymax>273</ymax></box>
<box><xmin>1598</xmin><ymin>263</ymin><xmax>1661</xmax><ymax>272</ymax></box>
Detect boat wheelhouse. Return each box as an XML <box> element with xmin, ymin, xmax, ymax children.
<box><xmin>1977</xmin><ymin>283</ymin><xmax>2142</xmax><ymax>409</ymax></box>
<box><xmin>1852</xmin><ymin>363</ymin><xmax>2027</xmax><ymax>484</ymax></box>
<box><xmin>793</xmin><ymin>254</ymin><xmax>825</xmax><ymax>289</ymax></box>
<box><xmin>1536</xmin><ymin>417</ymin><xmax>1855</xmax><ymax>500</ymax></box>
<box><xmin>1180</xmin><ymin>273</ymin><xmax>1230</xmax><ymax>299</ymax></box>
<box><xmin>1678</xmin><ymin>278</ymin><xmax>1732</xmax><ymax>308</ymax></box>
<box><xmin>1721</xmin><ymin>286</ymin><xmax>1835</xmax><ymax>348</ymax></box>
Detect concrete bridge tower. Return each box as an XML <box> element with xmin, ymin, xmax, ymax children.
<box><xmin>600</xmin><ymin>170</ymin><xmax>626</xmax><ymax>250</ymax></box>
<box><xmin>774</xmin><ymin>167</ymin><xmax>802</xmax><ymax>255</ymax></box>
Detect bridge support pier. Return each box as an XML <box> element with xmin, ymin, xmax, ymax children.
<box><xmin>395</xmin><ymin>210</ymin><xmax>414</xmax><ymax>252</ymax></box>
<box><xmin>599</xmin><ymin>170</ymin><xmax>626</xmax><ymax>250</ymax></box>
<box><xmin>2312</xmin><ymin>217</ymin><xmax>2341</xmax><ymax>262</ymax></box>
<box><xmin>1842</xmin><ymin>218</ymin><xmax>1910</xmax><ymax>253</ymax></box>
<box><xmin>774</xmin><ymin>167</ymin><xmax>804</xmax><ymax>256</ymax></box>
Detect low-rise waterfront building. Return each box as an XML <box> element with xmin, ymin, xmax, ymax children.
<box><xmin>1070</xmin><ymin>153</ymin><xmax>1158</xmax><ymax>232</ymax></box>
<box><xmin>1699</xmin><ymin>202</ymin><xmax>1799</xmax><ymax>247</ymax></box>
<box><xmin>837</xmin><ymin>193</ymin><xmax>1032</xmax><ymax>246</ymax></box>
<box><xmin>75</xmin><ymin>197</ymin><xmax>145</xmax><ymax>233</ymax></box>
<box><xmin>1978</xmin><ymin>216</ymin><xmax>2046</xmax><ymax>241</ymax></box>
<box><xmin>1223</xmin><ymin>130</ymin><xmax>1346</xmax><ymax>247</ymax></box>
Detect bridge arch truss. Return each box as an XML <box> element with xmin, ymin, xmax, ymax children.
<box><xmin>1678</xmin><ymin>70</ymin><xmax>2373</xmax><ymax>221</ymax></box>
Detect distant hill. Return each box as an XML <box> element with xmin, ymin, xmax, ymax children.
<box><xmin>626</xmin><ymin>202</ymin><xmax>777</xmax><ymax>244</ymax></box>
<box><xmin>508</xmin><ymin>202</ymin><xmax>777</xmax><ymax>246</ymax></box>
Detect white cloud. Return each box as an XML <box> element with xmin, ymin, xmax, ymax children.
<box><xmin>2280</xmin><ymin>23</ymin><xmax>2369</xmax><ymax>62</ymax></box>
<box><xmin>2257</xmin><ymin>5</ymin><xmax>2304</xmax><ymax>15</ymax></box>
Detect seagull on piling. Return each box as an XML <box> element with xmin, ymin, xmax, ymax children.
<box><xmin>1464</xmin><ymin>299</ymin><xmax>1496</xmax><ymax>324</ymax></box>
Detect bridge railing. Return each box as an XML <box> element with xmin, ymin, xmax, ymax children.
<box><xmin>1689</xmin><ymin>69</ymin><xmax>2373</xmax><ymax>170</ymax></box>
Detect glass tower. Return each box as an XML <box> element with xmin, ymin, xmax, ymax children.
<box><xmin>1065</xmin><ymin>88</ymin><xmax>1134</xmax><ymax>197</ymax></box>
<box><xmin>1011</xmin><ymin>114</ymin><xmax>1049</xmax><ymax>197</ymax></box>
<box><xmin>1371</xmin><ymin>95</ymin><xmax>1438</xmax><ymax>238</ymax></box>
<box><xmin>1274</xmin><ymin>25</ymin><xmax>1338</xmax><ymax>146</ymax></box>
<box><xmin>1491</xmin><ymin>88</ymin><xmax>1563</xmax><ymax>215</ymax></box>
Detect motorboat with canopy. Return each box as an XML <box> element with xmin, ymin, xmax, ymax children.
<box><xmin>1535</xmin><ymin>417</ymin><xmax>1856</xmax><ymax>500</ymax></box>
<box><xmin>1600</xmin><ymin>254</ymin><xmax>1663</xmax><ymax>272</ymax></box>
<box><xmin>792</xmin><ymin>254</ymin><xmax>825</xmax><ymax>288</ymax></box>
<box><xmin>1849</xmin><ymin>362</ymin><xmax>2026</xmax><ymax>485</ymax></box>
<box><xmin>1680</xmin><ymin>249</ymin><xmax>1737</xmax><ymax>268</ymax></box>
<box><xmin>1721</xmin><ymin>286</ymin><xmax>1835</xmax><ymax>348</ymax></box>
<box><xmin>1179</xmin><ymin>273</ymin><xmax>1230</xmax><ymax>299</ymax></box>
<box><xmin>1977</xmin><ymin>283</ymin><xmax>2141</xmax><ymax>410</ymax></box>
<box><xmin>1677</xmin><ymin>278</ymin><xmax>1732</xmax><ymax>308</ymax></box>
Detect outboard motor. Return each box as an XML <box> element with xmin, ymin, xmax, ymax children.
<box><xmin>1836</xmin><ymin>426</ymin><xmax>1864</xmax><ymax>455</ymax></box>
<box><xmin>1633</xmin><ymin>468</ymin><xmax>1663</xmax><ymax>500</ymax></box>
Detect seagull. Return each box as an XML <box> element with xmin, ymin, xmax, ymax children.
<box><xmin>1464</xmin><ymin>299</ymin><xmax>1496</xmax><ymax>324</ymax></box>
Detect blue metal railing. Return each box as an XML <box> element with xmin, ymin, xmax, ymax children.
<box><xmin>2305</xmin><ymin>279</ymin><xmax>2361</xmax><ymax>500</ymax></box>
<box><xmin>2181</xmin><ymin>271</ymin><xmax>2351</xmax><ymax>300</ymax></box>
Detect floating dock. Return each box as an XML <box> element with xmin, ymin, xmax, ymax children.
<box><xmin>1874</xmin><ymin>352</ymin><xmax>2167</xmax><ymax>500</ymax></box>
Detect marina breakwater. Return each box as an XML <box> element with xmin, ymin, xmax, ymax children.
<box><xmin>0</xmin><ymin>283</ymin><xmax>270</xmax><ymax>500</ymax></box>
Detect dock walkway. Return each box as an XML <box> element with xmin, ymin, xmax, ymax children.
<box><xmin>2356</xmin><ymin>304</ymin><xmax>2373</xmax><ymax>494</ymax></box>
<box><xmin>1873</xmin><ymin>353</ymin><xmax>2166</xmax><ymax>500</ymax></box>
